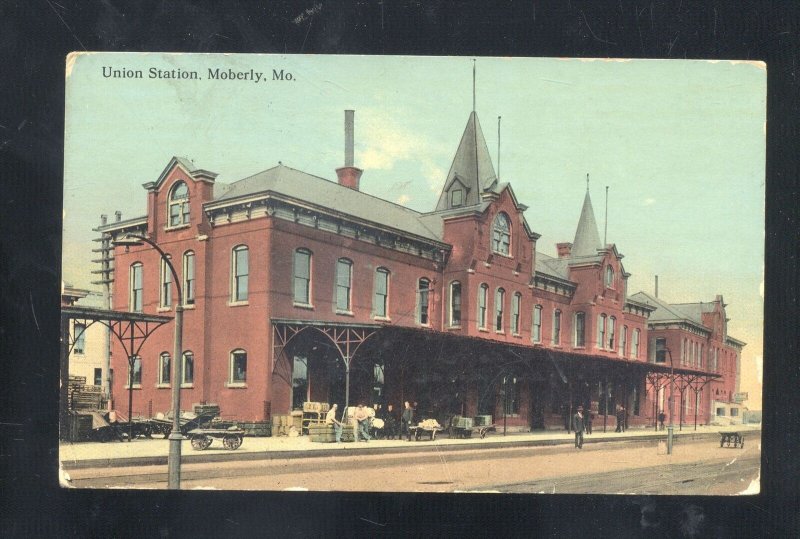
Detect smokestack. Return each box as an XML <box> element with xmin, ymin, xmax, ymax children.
<box><xmin>655</xmin><ymin>275</ymin><xmax>659</xmax><ymax>298</ymax></box>
<box><xmin>556</xmin><ymin>242</ymin><xmax>573</xmax><ymax>258</ymax></box>
<box><xmin>336</xmin><ymin>110</ymin><xmax>363</xmax><ymax>190</ymax></box>
<box><xmin>115</xmin><ymin>210</ymin><xmax>122</xmax><ymax>222</ymax></box>
<box><xmin>101</xmin><ymin>214</ymin><xmax>108</xmax><ymax>225</ymax></box>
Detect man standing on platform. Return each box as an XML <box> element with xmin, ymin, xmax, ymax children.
<box><xmin>573</xmin><ymin>406</ymin><xmax>586</xmax><ymax>449</ymax></box>
<box><xmin>401</xmin><ymin>401</ymin><xmax>414</xmax><ymax>441</ymax></box>
<box><xmin>326</xmin><ymin>403</ymin><xmax>344</xmax><ymax>443</ymax></box>
<box><xmin>354</xmin><ymin>403</ymin><xmax>371</xmax><ymax>442</ymax></box>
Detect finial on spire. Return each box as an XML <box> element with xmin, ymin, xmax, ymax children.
<box><xmin>586</xmin><ymin>173</ymin><xmax>590</xmax><ymax>191</ymax></box>
<box><xmin>472</xmin><ymin>59</ymin><xmax>476</xmax><ymax>112</ymax></box>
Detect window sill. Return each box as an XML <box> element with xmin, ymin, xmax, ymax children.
<box><xmin>165</xmin><ymin>223</ymin><xmax>191</xmax><ymax>232</ymax></box>
<box><xmin>228</xmin><ymin>300</ymin><xmax>249</xmax><ymax>307</ymax></box>
<box><xmin>418</xmin><ymin>322</ymin><xmax>431</xmax><ymax>328</ymax></box>
<box><xmin>294</xmin><ymin>302</ymin><xmax>314</xmax><ymax>310</ymax></box>
<box><xmin>447</xmin><ymin>325</ymin><xmax>462</xmax><ymax>331</ymax></box>
<box><xmin>335</xmin><ymin>310</ymin><xmax>354</xmax><ymax>317</ymax></box>
<box><xmin>478</xmin><ymin>328</ymin><xmax>489</xmax><ymax>333</ymax></box>
<box><xmin>226</xmin><ymin>382</ymin><xmax>247</xmax><ymax>388</ymax></box>
<box><xmin>182</xmin><ymin>303</ymin><xmax>196</xmax><ymax>310</ymax></box>
<box><xmin>180</xmin><ymin>384</ymin><xmax>194</xmax><ymax>389</ymax></box>
<box><xmin>73</xmin><ymin>351</ymin><xmax>85</xmax><ymax>356</ymax></box>
<box><xmin>512</xmin><ymin>333</ymin><xmax>522</xmax><ymax>338</ymax></box>
<box><xmin>156</xmin><ymin>383</ymin><xmax>171</xmax><ymax>389</ymax></box>
<box><xmin>573</xmin><ymin>346</ymin><xmax>586</xmax><ymax>350</ymax></box>
<box><xmin>374</xmin><ymin>316</ymin><xmax>392</xmax><ymax>322</ymax></box>
<box><xmin>491</xmin><ymin>251</ymin><xmax>514</xmax><ymax>260</ymax></box>
<box><xmin>157</xmin><ymin>306</ymin><xmax>172</xmax><ymax>313</ymax></box>
<box><xmin>124</xmin><ymin>385</ymin><xmax>142</xmax><ymax>390</ymax></box>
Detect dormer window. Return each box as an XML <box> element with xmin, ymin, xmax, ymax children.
<box><xmin>492</xmin><ymin>212</ymin><xmax>511</xmax><ymax>256</ymax></box>
<box><xmin>450</xmin><ymin>188</ymin><xmax>463</xmax><ymax>208</ymax></box>
<box><xmin>168</xmin><ymin>181</ymin><xmax>190</xmax><ymax>226</ymax></box>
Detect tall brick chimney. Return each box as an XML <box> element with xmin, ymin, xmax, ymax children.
<box><xmin>556</xmin><ymin>242</ymin><xmax>573</xmax><ymax>258</ymax></box>
<box><xmin>336</xmin><ymin>110</ymin><xmax>363</xmax><ymax>190</ymax></box>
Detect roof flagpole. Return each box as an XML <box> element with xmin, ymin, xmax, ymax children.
<box><xmin>472</xmin><ymin>58</ymin><xmax>476</xmax><ymax>112</ymax></box>
<box><xmin>604</xmin><ymin>185</ymin><xmax>609</xmax><ymax>246</ymax></box>
<box><xmin>586</xmin><ymin>173</ymin><xmax>590</xmax><ymax>191</ymax></box>
<box><xmin>497</xmin><ymin>116</ymin><xmax>501</xmax><ymax>180</ymax></box>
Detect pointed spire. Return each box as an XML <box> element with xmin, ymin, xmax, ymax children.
<box><xmin>434</xmin><ymin>111</ymin><xmax>498</xmax><ymax>211</ymax></box>
<box><xmin>571</xmin><ymin>177</ymin><xmax>602</xmax><ymax>257</ymax></box>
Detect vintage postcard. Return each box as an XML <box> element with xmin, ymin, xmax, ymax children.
<box><xmin>60</xmin><ymin>53</ymin><xmax>764</xmax><ymax>494</ymax></box>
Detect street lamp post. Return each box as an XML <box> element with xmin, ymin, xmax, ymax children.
<box><xmin>666</xmin><ymin>348</ymin><xmax>675</xmax><ymax>455</ymax></box>
<box><xmin>115</xmin><ymin>234</ymin><xmax>184</xmax><ymax>489</ymax></box>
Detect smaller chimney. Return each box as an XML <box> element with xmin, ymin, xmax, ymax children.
<box><xmin>336</xmin><ymin>109</ymin><xmax>363</xmax><ymax>190</ymax></box>
<box><xmin>100</xmin><ymin>214</ymin><xmax>108</xmax><ymax>225</ymax></box>
<box><xmin>115</xmin><ymin>211</ymin><xmax>122</xmax><ymax>222</ymax></box>
<box><xmin>556</xmin><ymin>242</ymin><xmax>573</xmax><ymax>258</ymax></box>
<box><xmin>655</xmin><ymin>275</ymin><xmax>659</xmax><ymax>298</ymax></box>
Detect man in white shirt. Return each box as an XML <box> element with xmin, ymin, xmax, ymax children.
<box><xmin>325</xmin><ymin>403</ymin><xmax>344</xmax><ymax>443</ymax></box>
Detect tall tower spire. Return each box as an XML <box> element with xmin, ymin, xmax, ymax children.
<box><xmin>572</xmin><ymin>177</ymin><xmax>602</xmax><ymax>257</ymax></box>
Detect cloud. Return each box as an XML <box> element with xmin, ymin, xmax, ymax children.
<box><xmin>357</xmin><ymin>114</ymin><xmax>430</xmax><ymax>171</ymax></box>
<box><xmin>396</xmin><ymin>194</ymin><xmax>411</xmax><ymax>206</ymax></box>
<box><xmin>421</xmin><ymin>159</ymin><xmax>446</xmax><ymax>193</ymax></box>
<box><xmin>643</xmin><ymin>198</ymin><xmax>656</xmax><ymax>206</ymax></box>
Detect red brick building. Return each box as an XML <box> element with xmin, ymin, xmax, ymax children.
<box><xmin>96</xmin><ymin>109</ymin><xmax>744</xmax><ymax>430</ymax></box>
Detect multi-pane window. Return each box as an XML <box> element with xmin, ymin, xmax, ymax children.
<box><xmin>293</xmin><ymin>249</ymin><xmax>312</xmax><ymax>304</ymax></box>
<box><xmin>574</xmin><ymin>312</ymin><xmax>585</xmax><ymax>347</ymax></box>
<box><xmin>532</xmin><ymin>305</ymin><xmax>542</xmax><ymax>342</ymax></box>
<box><xmin>183</xmin><ymin>251</ymin><xmax>195</xmax><ymax>305</ymax></box>
<box><xmin>450</xmin><ymin>281</ymin><xmax>462</xmax><ymax>326</ymax></box>
<box><xmin>336</xmin><ymin>258</ymin><xmax>352</xmax><ymax>311</ymax></box>
<box><xmin>128</xmin><ymin>356</ymin><xmax>142</xmax><ymax>387</ymax></box>
<box><xmin>597</xmin><ymin>314</ymin><xmax>606</xmax><ymax>349</ymax></box>
<box><xmin>182</xmin><ymin>351</ymin><xmax>194</xmax><ymax>385</ymax></box>
<box><xmin>511</xmin><ymin>293</ymin><xmax>521</xmax><ymax>334</ymax></box>
<box><xmin>655</xmin><ymin>337</ymin><xmax>667</xmax><ymax>363</ymax></box>
<box><xmin>230</xmin><ymin>350</ymin><xmax>247</xmax><ymax>384</ymax></box>
<box><xmin>605</xmin><ymin>265</ymin><xmax>614</xmax><ymax>288</ymax></box>
<box><xmin>632</xmin><ymin>329</ymin><xmax>640</xmax><ymax>358</ymax></box>
<box><xmin>495</xmin><ymin>288</ymin><xmax>505</xmax><ymax>331</ymax></box>
<box><xmin>160</xmin><ymin>255</ymin><xmax>173</xmax><ymax>308</ymax></box>
<box><xmin>168</xmin><ymin>181</ymin><xmax>190</xmax><ymax>226</ymax></box>
<box><xmin>450</xmin><ymin>189</ymin><xmax>463</xmax><ymax>208</ymax></box>
<box><xmin>620</xmin><ymin>326</ymin><xmax>628</xmax><ymax>357</ymax></box>
<box><xmin>93</xmin><ymin>368</ymin><xmax>102</xmax><ymax>386</ymax></box>
<box><xmin>699</xmin><ymin>344</ymin><xmax>704</xmax><ymax>368</ymax></box>
<box><xmin>552</xmin><ymin>310</ymin><xmax>561</xmax><ymax>345</ymax></box>
<box><xmin>417</xmin><ymin>278</ymin><xmax>430</xmax><ymax>325</ymax></box>
<box><xmin>158</xmin><ymin>352</ymin><xmax>171</xmax><ymax>385</ymax></box>
<box><xmin>477</xmin><ymin>284</ymin><xmax>488</xmax><ymax>329</ymax></box>
<box><xmin>607</xmin><ymin>316</ymin><xmax>616</xmax><ymax>349</ymax></box>
<box><xmin>373</xmin><ymin>268</ymin><xmax>389</xmax><ymax>318</ymax></box>
<box><xmin>492</xmin><ymin>213</ymin><xmax>511</xmax><ymax>255</ymax></box>
<box><xmin>73</xmin><ymin>323</ymin><xmax>86</xmax><ymax>354</ymax></box>
<box><xmin>130</xmin><ymin>262</ymin><xmax>143</xmax><ymax>312</ymax></box>
<box><xmin>232</xmin><ymin>245</ymin><xmax>249</xmax><ymax>302</ymax></box>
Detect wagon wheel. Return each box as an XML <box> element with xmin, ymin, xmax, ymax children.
<box><xmin>223</xmin><ymin>434</ymin><xmax>242</xmax><ymax>450</ymax></box>
<box><xmin>141</xmin><ymin>424</ymin><xmax>153</xmax><ymax>439</ymax></box>
<box><xmin>191</xmin><ymin>434</ymin><xmax>212</xmax><ymax>450</ymax></box>
<box><xmin>162</xmin><ymin>425</ymin><xmax>172</xmax><ymax>439</ymax></box>
<box><xmin>726</xmin><ymin>437</ymin><xmax>732</xmax><ymax>447</ymax></box>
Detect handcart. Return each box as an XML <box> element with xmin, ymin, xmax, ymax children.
<box><xmin>719</xmin><ymin>431</ymin><xmax>744</xmax><ymax>448</ymax></box>
<box><xmin>149</xmin><ymin>411</ymin><xmax>217</xmax><ymax>439</ymax></box>
<box><xmin>409</xmin><ymin>419</ymin><xmax>445</xmax><ymax>441</ymax></box>
<box><xmin>89</xmin><ymin>411</ymin><xmax>153</xmax><ymax>442</ymax></box>
<box><xmin>187</xmin><ymin>426</ymin><xmax>245</xmax><ymax>450</ymax></box>
<box><xmin>447</xmin><ymin>416</ymin><xmax>496</xmax><ymax>439</ymax></box>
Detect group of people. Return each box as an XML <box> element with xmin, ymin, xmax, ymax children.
<box><xmin>324</xmin><ymin>400</ymin><xmax>420</xmax><ymax>443</ymax></box>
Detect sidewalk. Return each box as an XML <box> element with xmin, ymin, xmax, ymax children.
<box><xmin>59</xmin><ymin>424</ymin><xmax>762</xmax><ymax>470</ymax></box>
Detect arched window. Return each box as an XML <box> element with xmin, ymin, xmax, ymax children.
<box><xmin>293</xmin><ymin>248</ymin><xmax>312</xmax><ymax>305</ymax></box>
<box><xmin>477</xmin><ymin>284</ymin><xmax>489</xmax><ymax>329</ymax></box>
<box><xmin>160</xmin><ymin>255</ymin><xmax>173</xmax><ymax>308</ymax></box>
<box><xmin>158</xmin><ymin>352</ymin><xmax>171</xmax><ymax>386</ymax></box>
<box><xmin>532</xmin><ymin>305</ymin><xmax>543</xmax><ymax>343</ymax></box>
<box><xmin>130</xmin><ymin>262</ymin><xmax>143</xmax><ymax>313</ymax></box>
<box><xmin>495</xmin><ymin>288</ymin><xmax>505</xmax><ymax>332</ymax></box>
<box><xmin>335</xmin><ymin>258</ymin><xmax>352</xmax><ymax>312</ymax></box>
<box><xmin>229</xmin><ymin>349</ymin><xmax>247</xmax><ymax>385</ymax></box>
<box><xmin>511</xmin><ymin>293</ymin><xmax>521</xmax><ymax>335</ymax></box>
<box><xmin>373</xmin><ymin>268</ymin><xmax>390</xmax><ymax>318</ymax></box>
<box><xmin>552</xmin><ymin>309</ymin><xmax>561</xmax><ymax>344</ymax></box>
<box><xmin>597</xmin><ymin>314</ymin><xmax>607</xmax><ymax>349</ymax></box>
<box><xmin>449</xmin><ymin>281</ymin><xmax>462</xmax><ymax>327</ymax></box>
<box><xmin>182</xmin><ymin>351</ymin><xmax>194</xmax><ymax>386</ymax></box>
<box><xmin>417</xmin><ymin>278</ymin><xmax>430</xmax><ymax>325</ymax></box>
<box><xmin>183</xmin><ymin>251</ymin><xmax>195</xmax><ymax>305</ymax></box>
<box><xmin>574</xmin><ymin>312</ymin><xmax>586</xmax><ymax>347</ymax></box>
<box><xmin>231</xmin><ymin>245</ymin><xmax>249</xmax><ymax>302</ymax></box>
<box><xmin>492</xmin><ymin>213</ymin><xmax>511</xmax><ymax>255</ymax></box>
<box><xmin>607</xmin><ymin>316</ymin><xmax>616</xmax><ymax>349</ymax></box>
<box><xmin>605</xmin><ymin>265</ymin><xmax>614</xmax><ymax>288</ymax></box>
<box><xmin>168</xmin><ymin>181</ymin><xmax>190</xmax><ymax>226</ymax></box>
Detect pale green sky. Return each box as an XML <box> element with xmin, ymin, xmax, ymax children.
<box><xmin>63</xmin><ymin>53</ymin><xmax>765</xmax><ymax>407</ymax></box>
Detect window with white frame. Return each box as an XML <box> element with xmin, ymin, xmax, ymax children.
<box><xmin>449</xmin><ymin>281</ymin><xmax>462</xmax><ymax>326</ymax></box>
<box><xmin>158</xmin><ymin>352</ymin><xmax>171</xmax><ymax>385</ymax></box>
<box><xmin>335</xmin><ymin>258</ymin><xmax>353</xmax><ymax>312</ymax></box>
<box><xmin>231</xmin><ymin>245</ymin><xmax>249</xmax><ymax>302</ymax></box>
<box><xmin>607</xmin><ymin>316</ymin><xmax>616</xmax><ymax>349</ymax></box>
<box><xmin>373</xmin><ymin>268</ymin><xmax>390</xmax><ymax>318</ymax></box>
<box><xmin>130</xmin><ymin>262</ymin><xmax>143</xmax><ymax>312</ymax></box>
<box><xmin>293</xmin><ymin>248</ymin><xmax>312</xmax><ymax>305</ymax></box>
<box><xmin>230</xmin><ymin>349</ymin><xmax>247</xmax><ymax>384</ymax></box>
<box><xmin>532</xmin><ymin>305</ymin><xmax>542</xmax><ymax>342</ymax></box>
<box><xmin>168</xmin><ymin>181</ymin><xmax>190</xmax><ymax>226</ymax></box>
<box><xmin>552</xmin><ymin>309</ymin><xmax>561</xmax><ymax>344</ymax></box>
<box><xmin>477</xmin><ymin>284</ymin><xmax>488</xmax><ymax>329</ymax></box>
<box><xmin>605</xmin><ymin>265</ymin><xmax>614</xmax><ymax>288</ymax></box>
<box><xmin>492</xmin><ymin>213</ymin><xmax>511</xmax><ymax>255</ymax></box>
<box><xmin>511</xmin><ymin>293</ymin><xmax>521</xmax><ymax>334</ymax></box>
<box><xmin>450</xmin><ymin>188</ymin><xmax>463</xmax><ymax>208</ymax></box>
<box><xmin>73</xmin><ymin>323</ymin><xmax>86</xmax><ymax>354</ymax></box>
<box><xmin>597</xmin><ymin>314</ymin><xmax>606</xmax><ymax>349</ymax></box>
<box><xmin>160</xmin><ymin>255</ymin><xmax>173</xmax><ymax>308</ymax></box>
<box><xmin>620</xmin><ymin>326</ymin><xmax>628</xmax><ymax>357</ymax></box>
<box><xmin>700</xmin><ymin>344</ymin><xmax>704</xmax><ymax>368</ymax></box>
<box><xmin>495</xmin><ymin>288</ymin><xmax>505</xmax><ymax>332</ymax></box>
<box><xmin>127</xmin><ymin>356</ymin><xmax>142</xmax><ymax>387</ymax></box>
<box><xmin>183</xmin><ymin>251</ymin><xmax>195</xmax><ymax>305</ymax></box>
<box><xmin>574</xmin><ymin>312</ymin><xmax>585</xmax><ymax>347</ymax></box>
<box><xmin>632</xmin><ymin>329</ymin><xmax>640</xmax><ymax>358</ymax></box>
<box><xmin>182</xmin><ymin>351</ymin><xmax>194</xmax><ymax>386</ymax></box>
<box><xmin>682</xmin><ymin>338</ymin><xmax>687</xmax><ymax>364</ymax></box>
<box><xmin>655</xmin><ymin>337</ymin><xmax>667</xmax><ymax>363</ymax></box>
<box><xmin>417</xmin><ymin>278</ymin><xmax>430</xmax><ymax>325</ymax></box>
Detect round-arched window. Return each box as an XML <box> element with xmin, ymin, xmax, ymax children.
<box><xmin>492</xmin><ymin>213</ymin><xmax>511</xmax><ymax>255</ymax></box>
<box><xmin>169</xmin><ymin>181</ymin><xmax>190</xmax><ymax>226</ymax></box>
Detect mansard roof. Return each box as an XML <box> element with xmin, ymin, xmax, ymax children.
<box><xmin>571</xmin><ymin>188</ymin><xmax>603</xmax><ymax>258</ymax></box>
<box><xmin>671</xmin><ymin>302</ymin><xmax>718</xmax><ymax>325</ymax></box>
<box><xmin>208</xmin><ymin>164</ymin><xmax>444</xmax><ymax>243</ymax></box>
<box><xmin>535</xmin><ymin>252</ymin><xmax>570</xmax><ymax>280</ymax></box>
<box><xmin>434</xmin><ymin>111</ymin><xmax>498</xmax><ymax>211</ymax></box>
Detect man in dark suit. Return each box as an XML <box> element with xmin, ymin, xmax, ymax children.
<box><xmin>401</xmin><ymin>401</ymin><xmax>414</xmax><ymax>441</ymax></box>
<box><xmin>573</xmin><ymin>406</ymin><xmax>586</xmax><ymax>449</ymax></box>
